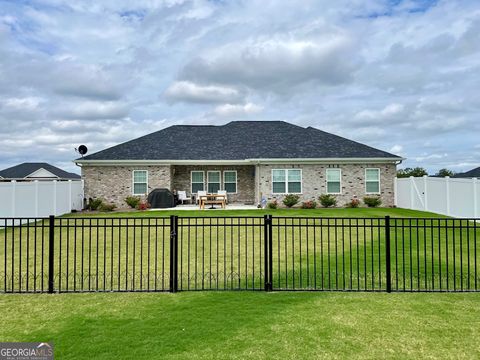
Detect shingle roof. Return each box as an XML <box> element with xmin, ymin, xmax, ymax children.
<box><xmin>79</xmin><ymin>121</ymin><xmax>402</xmax><ymax>161</ymax></box>
<box><xmin>454</xmin><ymin>166</ymin><xmax>480</xmax><ymax>178</ymax></box>
<box><xmin>0</xmin><ymin>163</ymin><xmax>81</xmax><ymax>180</ymax></box>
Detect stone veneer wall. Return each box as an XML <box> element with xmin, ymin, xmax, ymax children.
<box><xmin>82</xmin><ymin>165</ymin><xmax>172</xmax><ymax>208</ymax></box>
<box><xmin>257</xmin><ymin>163</ymin><xmax>396</xmax><ymax>207</ymax></box>
<box><xmin>171</xmin><ymin>165</ymin><xmax>255</xmax><ymax>204</ymax></box>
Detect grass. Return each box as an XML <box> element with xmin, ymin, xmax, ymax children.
<box><xmin>1</xmin><ymin>208</ymin><xmax>479</xmax><ymax>292</ymax></box>
<box><xmin>1</xmin><ymin>291</ymin><xmax>479</xmax><ymax>359</ymax></box>
<box><xmin>65</xmin><ymin>207</ymin><xmax>444</xmax><ymax>218</ymax></box>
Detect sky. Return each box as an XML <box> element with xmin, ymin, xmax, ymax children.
<box><xmin>0</xmin><ymin>0</ymin><xmax>479</xmax><ymax>175</ymax></box>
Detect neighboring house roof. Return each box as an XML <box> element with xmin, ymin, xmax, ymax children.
<box><xmin>77</xmin><ymin>121</ymin><xmax>402</xmax><ymax>163</ymax></box>
<box><xmin>454</xmin><ymin>166</ymin><xmax>480</xmax><ymax>178</ymax></box>
<box><xmin>0</xmin><ymin>162</ymin><xmax>81</xmax><ymax>180</ymax></box>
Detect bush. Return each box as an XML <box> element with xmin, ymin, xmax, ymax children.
<box><xmin>363</xmin><ymin>196</ymin><xmax>382</xmax><ymax>208</ymax></box>
<box><xmin>136</xmin><ymin>201</ymin><xmax>151</xmax><ymax>211</ymax></box>
<box><xmin>266</xmin><ymin>200</ymin><xmax>278</xmax><ymax>209</ymax></box>
<box><xmin>319</xmin><ymin>194</ymin><xmax>337</xmax><ymax>208</ymax></box>
<box><xmin>87</xmin><ymin>198</ymin><xmax>103</xmax><ymax>211</ymax></box>
<box><xmin>345</xmin><ymin>198</ymin><xmax>361</xmax><ymax>208</ymax></box>
<box><xmin>283</xmin><ymin>194</ymin><xmax>300</xmax><ymax>208</ymax></box>
<box><xmin>125</xmin><ymin>196</ymin><xmax>141</xmax><ymax>209</ymax></box>
<box><xmin>99</xmin><ymin>203</ymin><xmax>116</xmax><ymax>212</ymax></box>
<box><xmin>301</xmin><ymin>200</ymin><xmax>317</xmax><ymax>209</ymax></box>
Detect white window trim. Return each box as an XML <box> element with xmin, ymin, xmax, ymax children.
<box><xmin>190</xmin><ymin>170</ymin><xmax>205</xmax><ymax>194</ymax></box>
<box><xmin>132</xmin><ymin>170</ymin><xmax>148</xmax><ymax>196</ymax></box>
<box><xmin>365</xmin><ymin>168</ymin><xmax>381</xmax><ymax>194</ymax></box>
<box><xmin>271</xmin><ymin>169</ymin><xmax>303</xmax><ymax>194</ymax></box>
<box><xmin>326</xmin><ymin>168</ymin><xmax>342</xmax><ymax>195</ymax></box>
<box><xmin>223</xmin><ymin>170</ymin><xmax>238</xmax><ymax>194</ymax></box>
<box><xmin>207</xmin><ymin>170</ymin><xmax>221</xmax><ymax>193</ymax></box>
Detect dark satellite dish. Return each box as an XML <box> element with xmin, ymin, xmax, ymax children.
<box><xmin>78</xmin><ymin>145</ymin><xmax>88</xmax><ymax>156</ymax></box>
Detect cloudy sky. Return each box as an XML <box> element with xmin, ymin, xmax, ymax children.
<box><xmin>0</xmin><ymin>0</ymin><xmax>479</xmax><ymax>174</ymax></box>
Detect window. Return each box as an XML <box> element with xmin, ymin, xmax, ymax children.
<box><xmin>132</xmin><ymin>170</ymin><xmax>148</xmax><ymax>195</ymax></box>
<box><xmin>365</xmin><ymin>168</ymin><xmax>380</xmax><ymax>194</ymax></box>
<box><xmin>326</xmin><ymin>169</ymin><xmax>341</xmax><ymax>194</ymax></box>
<box><xmin>288</xmin><ymin>169</ymin><xmax>302</xmax><ymax>193</ymax></box>
<box><xmin>207</xmin><ymin>171</ymin><xmax>221</xmax><ymax>193</ymax></box>
<box><xmin>191</xmin><ymin>171</ymin><xmax>204</xmax><ymax>193</ymax></box>
<box><xmin>272</xmin><ymin>169</ymin><xmax>302</xmax><ymax>194</ymax></box>
<box><xmin>224</xmin><ymin>171</ymin><xmax>237</xmax><ymax>193</ymax></box>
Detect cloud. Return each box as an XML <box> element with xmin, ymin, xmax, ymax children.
<box><xmin>1</xmin><ymin>0</ymin><xmax>480</xmax><ymax>174</ymax></box>
<box><xmin>53</xmin><ymin>100</ymin><xmax>130</xmax><ymax>120</ymax></box>
<box><xmin>213</xmin><ymin>102</ymin><xmax>263</xmax><ymax>117</ymax></box>
<box><xmin>179</xmin><ymin>34</ymin><xmax>360</xmax><ymax>93</ymax></box>
<box><xmin>389</xmin><ymin>144</ymin><xmax>403</xmax><ymax>154</ymax></box>
<box><xmin>164</xmin><ymin>81</ymin><xmax>244</xmax><ymax>104</ymax></box>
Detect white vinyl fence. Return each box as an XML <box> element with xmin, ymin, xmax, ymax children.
<box><xmin>395</xmin><ymin>176</ymin><xmax>479</xmax><ymax>218</ymax></box>
<box><xmin>0</xmin><ymin>180</ymin><xmax>84</xmax><ymax>218</ymax></box>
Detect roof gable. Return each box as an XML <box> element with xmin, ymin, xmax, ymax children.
<box><xmin>0</xmin><ymin>163</ymin><xmax>81</xmax><ymax>179</ymax></box>
<box><xmin>79</xmin><ymin>121</ymin><xmax>402</xmax><ymax>162</ymax></box>
<box><xmin>454</xmin><ymin>166</ymin><xmax>480</xmax><ymax>178</ymax></box>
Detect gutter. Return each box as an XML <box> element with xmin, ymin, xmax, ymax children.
<box><xmin>74</xmin><ymin>157</ymin><xmax>405</xmax><ymax>166</ymax></box>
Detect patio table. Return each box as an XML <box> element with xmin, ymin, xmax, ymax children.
<box><xmin>199</xmin><ymin>194</ymin><xmax>226</xmax><ymax>210</ymax></box>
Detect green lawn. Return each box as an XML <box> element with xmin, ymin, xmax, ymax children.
<box><xmin>65</xmin><ymin>207</ymin><xmax>443</xmax><ymax>218</ymax></box>
<box><xmin>1</xmin><ymin>292</ymin><xmax>479</xmax><ymax>359</ymax></box>
<box><xmin>1</xmin><ymin>208</ymin><xmax>478</xmax><ymax>292</ymax></box>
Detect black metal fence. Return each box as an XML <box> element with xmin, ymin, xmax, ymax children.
<box><xmin>0</xmin><ymin>215</ymin><xmax>478</xmax><ymax>293</ymax></box>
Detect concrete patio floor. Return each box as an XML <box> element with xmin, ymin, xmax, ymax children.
<box><xmin>150</xmin><ymin>204</ymin><xmax>259</xmax><ymax>211</ymax></box>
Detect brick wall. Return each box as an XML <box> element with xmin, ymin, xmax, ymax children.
<box><xmin>257</xmin><ymin>163</ymin><xmax>396</xmax><ymax>207</ymax></box>
<box><xmin>82</xmin><ymin>165</ymin><xmax>172</xmax><ymax>208</ymax></box>
<box><xmin>171</xmin><ymin>165</ymin><xmax>255</xmax><ymax>204</ymax></box>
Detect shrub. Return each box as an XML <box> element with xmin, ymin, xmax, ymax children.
<box><xmin>87</xmin><ymin>198</ymin><xmax>103</xmax><ymax>211</ymax></box>
<box><xmin>363</xmin><ymin>196</ymin><xmax>382</xmax><ymax>208</ymax></box>
<box><xmin>283</xmin><ymin>194</ymin><xmax>300</xmax><ymax>208</ymax></box>
<box><xmin>319</xmin><ymin>194</ymin><xmax>337</xmax><ymax>208</ymax></box>
<box><xmin>266</xmin><ymin>200</ymin><xmax>278</xmax><ymax>209</ymax></box>
<box><xmin>345</xmin><ymin>198</ymin><xmax>361</xmax><ymax>208</ymax></box>
<box><xmin>125</xmin><ymin>196</ymin><xmax>141</xmax><ymax>209</ymax></box>
<box><xmin>136</xmin><ymin>201</ymin><xmax>151</xmax><ymax>211</ymax></box>
<box><xmin>99</xmin><ymin>203</ymin><xmax>116</xmax><ymax>212</ymax></box>
<box><xmin>301</xmin><ymin>200</ymin><xmax>317</xmax><ymax>209</ymax></box>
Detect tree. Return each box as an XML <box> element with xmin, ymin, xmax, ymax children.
<box><xmin>397</xmin><ymin>167</ymin><xmax>428</xmax><ymax>178</ymax></box>
<box><xmin>435</xmin><ymin>168</ymin><xmax>455</xmax><ymax>177</ymax></box>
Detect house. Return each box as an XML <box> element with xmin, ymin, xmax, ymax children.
<box><xmin>0</xmin><ymin>162</ymin><xmax>81</xmax><ymax>181</ymax></box>
<box><xmin>454</xmin><ymin>166</ymin><xmax>480</xmax><ymax>178</ymax></box>
<box><xmin>74</xmin><ymin>121</ymin><xmax>403</xmax><ymax>207</ymax></box>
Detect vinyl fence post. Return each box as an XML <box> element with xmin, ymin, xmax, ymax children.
<box><xmin>169</xmin><ymin>215</ymin><xmax>178</xmax><ymax>293</ymax></box>
<box><xmin>385</xmin><ymin>216</ymin><xmax>392</xmax><ymax>293</ymax></box>
<box><xmin>48</xmin><ymin>215</ymin><xmax>55</xmax><ymax>294</ymax></box>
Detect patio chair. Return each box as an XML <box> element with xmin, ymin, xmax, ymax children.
<box><xmin>217</xmin><ymin>190</ymin><xmax>228</xmax><ymax>204</ymax></box>
<box><xmin>196</xmin><ymin>190</ymin><xmax>207</xmax><ymax>205</ymax></box>
<box><xmin>178</xmin><ymin>191</ymin><xmax>190</xmax><ymax>204</ymax></box>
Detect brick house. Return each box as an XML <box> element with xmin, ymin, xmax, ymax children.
<box><xmin>75</xmin><ymin>121</ymin><xmax>403</xmax><ymax>208</ymax></box>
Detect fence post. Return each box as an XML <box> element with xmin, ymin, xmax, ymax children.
<box><xmin>263</xmin><ymin>215</ymin><xmax>272</xmax><ymax>291</ymax></box>
<box><xmin>169</xmin><ymin>215</ymin><xmax>178</xmax><ymax>293</ymax></box>
<box><xmin>268</xmin><ymin>215</ymin><xmax>273</xmax><ymax>291</ymax></box>
<box><xmin>385</xmin><ymin>216</ymin><xmax>392</xmax><ymax>293</ymax></box>
<box><xmin>48</xmin><ymin>215</ymin><xmax>55</xmax><ymax>294</ymax></box>
<box><xmin>445</xmin><ymin>176</ymin><xmax>451</xmax><ymax>216</ymax></box>
<box><xmin>423</xmin><ymin>175</ymin><xmax>428</xmax><ymax>211</ymax></box>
